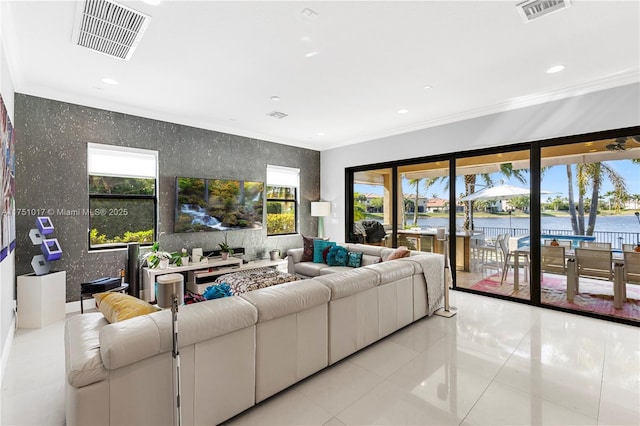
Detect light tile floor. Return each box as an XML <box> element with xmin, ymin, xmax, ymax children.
<box><xmin>2</xmin><ymin>291</ymin><xmax>639</xmax><ymax>425</ymax></box>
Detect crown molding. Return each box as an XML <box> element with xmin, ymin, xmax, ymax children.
<box><xmin>322</xmin><ymin>69</ymin><xmax>640</xmax><ymax>151</ymax></box>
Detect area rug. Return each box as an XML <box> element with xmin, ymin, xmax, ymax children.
<box><xmin>470</xmin><ymin>274</ymin><xmax>640</xmax><ymax>322</ymax></box>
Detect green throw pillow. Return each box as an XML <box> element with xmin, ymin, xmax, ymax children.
<box><xmin>313</xmin><ymin>240</ymin><xmax>336</xmax><ymax>263</ymax></box>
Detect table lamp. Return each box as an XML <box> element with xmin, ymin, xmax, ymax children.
<box><xmin>311</xmin><ymin>201</ymin><xmax>331</xmax><ymax>238</ymax></box>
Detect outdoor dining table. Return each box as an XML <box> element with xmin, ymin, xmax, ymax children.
<box><xmin>511</xmin><ymin>247</ymin><xmax>627</xmax><ymax>308</ymax></box>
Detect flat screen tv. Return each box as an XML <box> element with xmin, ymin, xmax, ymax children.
<box><xmin>175</xmin><ymin>177</ymin><xmax>264</xmax><ymax>233</ymax></box>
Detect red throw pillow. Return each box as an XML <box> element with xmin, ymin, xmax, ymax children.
<box><xmin>301</xmin><ymin>235</ymin><xmax>316</xmax><ymax>262</ymax></box>
<box><xmin>323</xmin><ymin>246</ymin><xmax>332</xmax><ymax>263</ymax></box>
<box><xmin>386</xmin><ymin>246</ymin><xmax>410</xmax><ymax>261</ymax></box>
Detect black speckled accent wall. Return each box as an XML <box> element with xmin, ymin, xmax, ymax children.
<box><xmin>15</xmin><ymin>94</ymin><xmax>320</xmax><ymax>302</ymax></box>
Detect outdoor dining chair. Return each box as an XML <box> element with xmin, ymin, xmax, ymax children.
<box><xmin>540</xmin><ymin>246</ymin><xmax>566</xmax><ymax>280</ymax></box>
<box><xmin>476</xmin><ymin>233</ymin><xmax>506</xmax><ymax>276</ymax></box>
<box><xmin>623</xmin><ymin>251</ymin><xmax>640</xmax><ymax>284</ymax></box>
<box><xmin>579</xmin><ymin>241</ymin><xmax>612</xmax><ymax>250</ymax></box>
<box><xmin>500</xmin><ymin>233</ymin><xmax>529</xmax><ymax>285</ymax></box>
<box><xmin>575</xmin><ymin>248</ymin><xmax>614</xmax><ymax>281</ymax></box>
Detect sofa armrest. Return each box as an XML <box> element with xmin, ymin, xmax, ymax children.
<box><xmin>287</xmin><ymin>248</ymin><xmax>304</xmax><ymax>273</ymax></box>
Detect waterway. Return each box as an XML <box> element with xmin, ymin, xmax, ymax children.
<box><xmin>411</xmin><ymin>214</ymin><xmax>640</xmax><ymax>233</ymax></box>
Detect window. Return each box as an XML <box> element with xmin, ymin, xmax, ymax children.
<box><xmin>88</xmin><ymin>143</ymin><xmax>158</xmax><ymax>249</ymax></box>
<box><xmin>266</xmin><ymin>165</ymin><xmax>299</xmax><ymax>235</ymax></box>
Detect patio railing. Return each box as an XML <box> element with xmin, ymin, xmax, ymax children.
<box><xmin>476</xmin><ymin>226</ymin><xmax>640</xmax><ymax>249</ymax></box>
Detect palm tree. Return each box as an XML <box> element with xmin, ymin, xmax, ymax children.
<box><xmin>407</xmin><ymin>178</ymin><xmax>436</xmax><ymax>226</ymax></box>
<box><xmin>567</xmin><ymin>162</ymin><xmax>627</xmax><ymax>235</ymax></box>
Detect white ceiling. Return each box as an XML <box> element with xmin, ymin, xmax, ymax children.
<box><xmin>4</xmin><ymin>1</ymin><xmax>639</xmax><ymax>151</ymax></box>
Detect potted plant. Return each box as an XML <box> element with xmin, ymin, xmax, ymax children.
<box><xmin>142</xmin><ymin>242</ymin><xmax>173</xmax><ymax>269</ymax></box>
<box><xmin>157</xmin><ymin>252</ymin><xmax>172</xmax><ymax>269</ymax></box>
<box><xmin>219</xmin><ymin>242</ymin><xmax>234</xmax><ymax>260</ymax></box>
<box><xmin>180</xmin><ymin>248</ymin><xmax>189</xmax><ymax>266</ymax></box>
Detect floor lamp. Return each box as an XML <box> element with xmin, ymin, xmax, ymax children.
<box><xmin>435</xmin><ymin>227</ymin><xmax>457</xmax><ymax>318</ymax></box>
<box><xmin>156</xmin><ymin>274</ymin><xmax>184</xmax><ymax>426</ymax></box>
<box><xmin>311</xmin><ymin>201</ymin><xmax>331</xmax><ymax>238</ymax></box>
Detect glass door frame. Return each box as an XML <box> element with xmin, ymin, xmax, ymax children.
<box><xmin>345</xmin><ymin>125</ymin><xmax>640</xmax><ymax>326</ymax></box>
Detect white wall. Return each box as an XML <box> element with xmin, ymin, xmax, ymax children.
<box><xmin>0</xmin><ymin>0</ymin><xmax>17</xmax><ymax>387</ymax></box>
<box><xmin>321</xmin><ymin>83</ymin><xmax>640</xmax><ymax>241</ymax></box>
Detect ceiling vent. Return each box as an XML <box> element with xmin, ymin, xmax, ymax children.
<box><xmin>73</xmin><ymin>0</ymin><xmax>150</xmax><ymax>61</ymax></box>
<box><xmin>517</xmin><ymin>0</ymin><xmax>572</xmax><ymax>23</ymax></box>
<box><xmin>267</xmin><ymin>111</ymin><xmax>289</xmax><ymax>119</ymax></box>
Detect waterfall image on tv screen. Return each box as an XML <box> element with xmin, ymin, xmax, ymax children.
<box><xmin>175</xmin><ymin>177</ymin><xmax>264</xmax><ymax>233</ymax></box>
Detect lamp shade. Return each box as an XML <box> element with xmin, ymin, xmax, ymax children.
<box><xmin>311</xmin><ymin>201</ymin><xmax>331</xmax><ymax>217</ymax></box>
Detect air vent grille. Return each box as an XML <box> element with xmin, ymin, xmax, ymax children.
<box><xmin>517</xmin><ymin>0</ymin><xmax>571</xmax><ymax>23</ymax></box>
<box><xmin>267</xmin><ymin>111</ymin><xmax>289</xmax><ymax>119</ymax></box>
<box><xmin>74</xmin><ymin>0</ymin><xmax>150</xmax><ymax>60</ymax></box>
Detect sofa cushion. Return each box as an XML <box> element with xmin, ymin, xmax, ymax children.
<box><xmin>65</xmin><ymin>313</ymin><xmax>109</xmax><ymax>388</ymax></box>
<box><xmin>360</xmin><ymin>254</ymin><xmax>382</xmax><ymax>266</ymax></box>
<box><xmin>295</xmin><ymin>261</ymin><xmax>327</xmax><ymax>277</ymax></box>
<box><xmin>313</xmin><ymin>240</ymin><xmax>336</xmax><ymax>263</ymax></box>
<box><xmin>313</xmin><ymin>268</ymin><xmax>380</xmax><ymax>300</ymax></box>
<box><xmin>100</xmin><ymin>296</ymin><xmax>258</xmax><ymax>370</ymax></box>
<box><xmin>240</xmin><ymin>280</ymin><xmax>331</xmax><ymax>322</ymax></box>
<box><xmin>319</xmin><ymin>265</ymin><xmax>353</xmax><ymax>275</ymax></box>
<box><xmin>366</xmin><ymin>260</ymin><xmax>415</xmax><ymax>284</ymax></box>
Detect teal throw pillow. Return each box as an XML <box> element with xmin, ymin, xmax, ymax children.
<box><xmin>313</xmin><ymin>240</ymin><xmax>336</xmax><ymax>263</ymax></box>
<box><xmin>347</xmin><ymin>251</ymin><xmax>363</xmax><ymax>268</ymax></box>
<box><xmin>327</xmin><ymin>245</ymin><xmax>349</xmax><ymax>266</ymax></box>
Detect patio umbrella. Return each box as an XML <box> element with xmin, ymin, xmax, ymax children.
<box><xmin>458</xmin><ymin>184</ymin><xmax>555</xmax><ymax>229</ymax></box>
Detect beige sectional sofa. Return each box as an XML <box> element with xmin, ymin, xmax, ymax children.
<box><xmin>65</xmin><ymin>244</ymin><xmax>444</xmax><ymax>426</ymax></box>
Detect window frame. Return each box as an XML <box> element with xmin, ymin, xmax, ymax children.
<box><xmin>87</xmin><ymin>143</ymin><xmax>158</xmax><ymax>251</ymax></box>
<box><xmin>266</xmin><ymin>165</ymin><xmax>299</xmax><ymax>236</ymax></box>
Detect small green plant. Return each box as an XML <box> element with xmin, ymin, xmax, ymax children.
<box><xmin>218</xmin><ymin>242</ymin><xmax>234</xmax><ymax>255</ymax></box>
<box><xmin>142</xmin><ymin>242</ymin><xmax>173</xmax><ymax>268</ymax></box>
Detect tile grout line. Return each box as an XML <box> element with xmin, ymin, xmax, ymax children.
<box><xmin>457</xmin><ymin>323</ymin><xmax>531</xmax><ymax>425</ymax></box>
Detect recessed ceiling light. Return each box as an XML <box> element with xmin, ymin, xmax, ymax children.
<box><xmin>141</xmin><ymin>0</ymin><xmax>162</xmax><ymax>5</ymax></box>
<box><xmin>397</xmin><ymin>109</ymin><xmax>409</xmax><ymax>114</ymax></box>
<box><xmin>270</xmin><ymin>96</ymin><xmax>281</xmax><ymax>102</ymax></box>
<box><xmin>317</xmin><ymin>132</ymin><xmax>325</xmax><ymax>136</ymax></box>
<box><xmin>301</xmin><ymin>36</ymin><xmax>312</xmax><ymax>42</ymax></box>
<box><xmin>101</xmin><ymin>77</ymin><xmax>118</xmax><ymax>85</ymax></box>
<box><xmin>546</xmin><ymin>65</ymin><xmax>565</xmax><ymax>74</ymax></box>
<box><xmin>423</xmin><ymin>85</ymin><xmax>433</xmax><ymax>90</ymax></box>
<box><xmin>305</xmin><ymin>51</ymin><xmax>319</xmax><ymax>58</ymax></box>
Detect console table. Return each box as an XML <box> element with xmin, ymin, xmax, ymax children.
<box><xmin>142</xmin><ymin>257</ymin><xmax>287</xmax><ymax>302</ymax></box>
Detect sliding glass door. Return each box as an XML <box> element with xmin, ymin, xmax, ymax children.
<box><xmin>540</xmin><ymin>135</ymin><xmax>640</xmax><ymax>322</ymax></box>
<box><xmin>351</xmin><ymin>167</ymin><xmax>394</xmax><ymax>247</ymax></box>
<box><xmin>396</xmin><ymin>161</ymin><xmax>450</xmax><ymax>255</ymax></box>
<box><xmin>346</xmin><ymin>126</ymin><xmax>640</xmax><ymax>324</ymax></box>
<box><xmin>454</xmin><ymin>149</ymin><xmax>531</xmax><ymax>301</ymax></box>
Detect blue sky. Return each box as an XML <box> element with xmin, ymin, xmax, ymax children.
<box><xmin>355</xmin><ymin>159</ymin><xmax>640</xmax><ymax>201</ymax></box>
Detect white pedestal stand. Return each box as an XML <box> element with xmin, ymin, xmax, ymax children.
<box><xmin>17</xmin><ymin>271</ymin><xmax>66</xmax><ymax>328</ymax></box>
